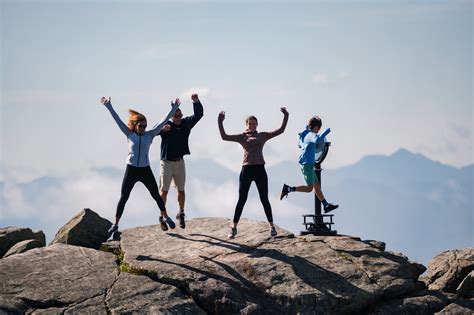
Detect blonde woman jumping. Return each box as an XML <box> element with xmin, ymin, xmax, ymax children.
<box><xmin>100</xmin><ymin>96</ymin><xmax>180</xmax><ymax>234</ymax></box>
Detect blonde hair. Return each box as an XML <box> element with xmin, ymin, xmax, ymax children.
<box><xmin>127</xmin><ymin>109</ymin><xmax>147</xmax><ymax>131</ymax></box>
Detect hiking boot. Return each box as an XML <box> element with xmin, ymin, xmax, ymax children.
<box><xmin>159</xmin><ymin>216</ymin><xmax>169</xmax><ymax>231</ymax></box>
<box><xmin>270</xmin><ymin>227</ymin><xmax>277</xmax><ymax>237</ymax></box>
<box><xmin>280</xmin><ymin>184</ymin><xmax>290</xmax><ymax>200</ymax></box>
<box><xmin>228</xmin><ymin>227</ymin><xmax>237</xmax><ymax>239</ymax></box>
<box><xmin>176</xmin><ymin>211</ymin><xmax>186</xmax><ymax>229</ymax></box>
<box><xmin>324</xmin><ymin>203</ymin><xmax>339</xmax><ymax>213</ymax></box>
<box><xmin>165</xmin><ymin>216</ymin><xmax>176</xmax><ymax>229</ymax></box>
<box><xmin>108</xmin><ymin>224</ymin><xmax>118</xmax><ymax>234</ymax></box>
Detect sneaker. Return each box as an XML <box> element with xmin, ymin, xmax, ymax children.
<box><xmin>176</xmin><ymin>211</ymin><xmax>186</xmax><ymax>229</ymax></box>
<box><xmin>280</xmin><ymin>184</ymin><xmax>290</xmax><ymax>200</ymax></box>
<box><xmin>165</xmin><ymin>216</ymin><xmax>176</xmax><ymax>229</ymax></box>
<box><xmin>108</xmin><ymin>224</ymin><xmax>118</xmax><ymax>234</ymax></box>
<box><xmin>159</xmin><ymin>216</ymin><xmax>168</xmax><ymax>231</ymax></box>
<box><xmin>324</xmin><ymin>203</ymin><xmax>339</xmax><ymax>213</ymax></box>
<box><xmin>228</xmin><ymin>227</ymin><xmax>237</xmax><ymax>239</ymax></box>
<box><xmin>270</xmin><ymin>227</ymin><xmax>277</xmax><ymax>237</ymax></box>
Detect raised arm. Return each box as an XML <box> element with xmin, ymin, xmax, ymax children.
<box><xmin>218</xmin><ymin>111</ymin><xmax>244</xmax><ymax>142</ymax></box>
<box><xmin>184</xmin><ymin>93</ymin><xmax>204</xmax><ymax>129</ymax></box>
<box><xmin>263</xmin><ymin>107</ymin><xmax>289</xmax><ymax>140</ymax></box>
<box><xmin>100</xmin><ymin>96</ymin><xmax>131</xmax><ymax>136</ymax></box>
<box><xmin>312</xmin><ymin>128</ymin><xmax>331</xmax><ymax>144</ymax></box>
<box><xmin>150</xmin><ymin>98</ymin><xmax>181</xmax><ymax>137</ymax></box>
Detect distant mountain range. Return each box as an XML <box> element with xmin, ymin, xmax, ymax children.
<box><xmin>264</xmin><ymin>148</ymin><xmax>473</xmax><ymax>265</ymax></box>
<box><xmin>1</xmin><ymin>149</ymin><xmax>472</xmax><ymax>265</ymax></box>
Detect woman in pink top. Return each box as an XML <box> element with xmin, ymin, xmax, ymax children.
<box><xmin>218</xmin><ymin>107</ymin><xmax>289</xmax><ymax>239</ymax></box>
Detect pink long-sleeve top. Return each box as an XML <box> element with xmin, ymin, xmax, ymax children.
<box><xmin>218</xmin><ymin>113</ymin><xmax>289</xmax><ymax>165</ymax></box>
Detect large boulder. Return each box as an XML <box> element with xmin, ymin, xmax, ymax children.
<box><xmin>421</xmin><ymin>248</ymin><xmax>474</xmax><ymax>292</ymax></box>
<box><xmin>0</xmin><ymin>244</ymin><xmax>205</xmax><ymax>314</ymax></box>
<box><xmin>0</xmin><ymin>227</ymin><xmax>45</xmax><ymax>258</ymax></box>
<box><xmin>366</xmin><ymin>290</ymin><xmax>455</xmax><ymax>314</ymax></box>
<box><xmin>435</xmin><ymin>299</ymin><xmax>474</xmax><ymax>314</ymax></box>
<box><xmin>3</xmin><ymin>239</ymin><xmax>44</xmax><ymax>258</ymax></box>
<box><xmin>120</xmin><ymin>217</ymin><xmax>422</xmax><ymax>314</ymax></box>
<box><xmin>457</xmin><ymin>271</ymin><xmax>474</xmax><ymax>298</ymax></box>
<box><xmin>50</xmin><ymin>208</ymin><xmax>112</xmax><ymax>249</ymax></box>
<box><xmin>106</xmin><ymin>273</ymin><xmax>205</xmax><ymax>314</ymax></box>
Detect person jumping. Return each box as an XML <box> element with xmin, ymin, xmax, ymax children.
<box><xmin>280</xmin><ymin>116</ymin><xmax>338</xmax><ymax>213</ymax></box>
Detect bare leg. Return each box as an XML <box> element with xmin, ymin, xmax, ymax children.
<box><xmin>313</xmin><ymin>182</ymin><xmax>325</xmax><ymax>201</ymax></box>
<box><xmin>178</xmin><ymin>190</ymin><xmax>185</xmax><ymax>211</ymax></box>
<box><xmin>295</xmin><ymin>185</ymin><xmax>313</xmax><ymax>193</ymax></box>
<box><xmin>160</xmin><ymin>190</ymin><xmax>169</xmax><ymax>205</ymax></box>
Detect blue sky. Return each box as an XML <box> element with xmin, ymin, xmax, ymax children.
<box><xmin>0</xmin><ymin>1</ymin><xmax>472</xmax><ymax>262</ymax></box>
<box><xmin>1</xmin><ymin>0</ymin><xmax>472</xmax><ymax>181</ymax></box>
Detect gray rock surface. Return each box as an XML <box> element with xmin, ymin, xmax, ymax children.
<box><xmin>366</xmin><ymin>290</ymin><xmax>454</xmax><ymax>314</ymax></box>
<box><xmin>435</xmin><ymin>298</ymin><xmax>474</xmax><ymax>314</ymax></box>
<box><xmin>457</xmin><ymin>270</ymin><xmax>474</xmax><ymax>298</ymax></box>
<box><xmin>0</xmin><ymin>244</ymin><xmax>204</xmax><ymax>314</ymax></box>
<box><xmin>121</xmin><ymin>217</ymin><xmax>421</xmax><ymax>314</ymax></box>
<box><xmin>2</xmin><ymin>216</ymin><xmax>468</xmax><ymax>314</ymax></box>
<box><xmin>0</xmin><ymin>244</ymin><xmax>117</xmax><ymax>313</ymax></box>
<box><xmin>50</xmin><ymin>208</ymin><xmax>112</xmax><ymax>249</ymax></box>
<box><xmin>421</xmin><ymin>248</ymin><xmax>474</xmax><ymax>292</ymax></box>
<box><xmin>3</xmin><ymin>239</ymin><xmax>44</xmax><ymax>258</ymax></box>
<box><xmin>363</xmin><ymin>240</ymin><xmax>386</xmax><ymax>251</ymax></box>
<box><xmin>106</xmin><ymin>272</ymin><xmax>205</xmax><ymax>314</ymax></box>
<box><xmin>0</xmin><ymin>227</ymin><xmax>45</xmax><ymax>258</ymax></box>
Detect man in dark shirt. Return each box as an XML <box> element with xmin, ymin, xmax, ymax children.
<box><xmin>159</xmin><ymin>93</ymin><xmax>204</xmax><ymax>228</ymax></box>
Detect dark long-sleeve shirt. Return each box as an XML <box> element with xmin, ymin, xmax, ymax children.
<box><xmin>218</xmin><ymin>112</ymin><xmax>289</xmax><ymax>165</ymax></box>
<box><xmin>159</xmin><ymin>101</ymin><xmax>204</xmax><ymax>160</ymax></box>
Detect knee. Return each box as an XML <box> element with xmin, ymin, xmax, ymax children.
<box><xmin>161</xmin><ymin>190</ymin><xmax>168</xmax><ymax>197</ymax></box>
<box><xmin>178</xmin><ymin>191</ymin><xmax>185</xmax><ymax>197</ymax></box>
<box><xmin>237</xmin><ymin>192</ymin><xmax>248</xmax><ymax>203</ymax></box>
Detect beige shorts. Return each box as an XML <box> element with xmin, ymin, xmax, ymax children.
<box><xmin>160</xmin><ymin>159</ymin><xmax>186</xmax><ymax>191</ymax></box>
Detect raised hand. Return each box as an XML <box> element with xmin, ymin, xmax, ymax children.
<box><xmin>280</xmin><ymin>107</ymin><xmax>288</xmax><ymax>115</ymax></box>
<box><xmin>191</xmin><ymin>93</ymin><xmax>199</xmax><ymax>102</ymax></box>
<box><xmin>161</xmin><ymin>124</ymin><xmax>171</xmax><ymax>133</ymax></box>
<box><xmin>218</xmin><ymin>111</ymin><xmax>226</xmax><ymax>122</ymax></box>
<box><xmin>100</xmin><ymin>96</ymin><xmax>111</xmax><ymax>106</ymax></box>
<box><xmin>172</xmin><ymin>98</ymin><xmax>181</xmax><ymax>107</ymax></box>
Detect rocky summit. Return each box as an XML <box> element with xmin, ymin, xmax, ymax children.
<box><xmin>0</xmin><ymin>214</ymin><xmax>473</xmax><ymax>314</ymax></box>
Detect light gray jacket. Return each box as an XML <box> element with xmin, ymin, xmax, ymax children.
<box><xmin>105</xmin><ymin>102</ymin><xmax>179</xmax><ymax>167</ymax></box>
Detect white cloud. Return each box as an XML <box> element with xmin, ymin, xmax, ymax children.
<box><xmin>312</xmin><ymin>73</ymin><xmax>328</xmax><ymax>85</ymax></box>
<box><xmin>1</xmin><ymin>163</ymin><xmax>307</xmax><ymax>243</ymax></box>
<box><xmin>312</xmin><ymin>71</ymin><xmax>350</xmax><ymax>85</ymax></box>
<box><xmin>180</xmin><ymin>87</ymin><xmax>211</xmax><ymax>100</ymax></box>
<box><xmin>448</xmin><ymin>122</ymin><xmax>471</xmax><ymax>140</ymax></box>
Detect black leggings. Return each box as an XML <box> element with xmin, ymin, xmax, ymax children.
<box><xmin>116</xmin><ymin>165</ymin><xmax>166</xmax><ymax>219</ymax></box>
<box><xmin>233</xmin><ymin>164</ymin><xmax>273</xmax><ymax>224</ymax></box>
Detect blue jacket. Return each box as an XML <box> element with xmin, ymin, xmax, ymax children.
<box><xmin>159</xmin><ymin>101</ymin><xmax>203</xmax><ymax>160</ymax></box>
<box><xmin>105</xmin><ymin>102</ymin><xmax>179</xmax><ymax>167</ymax></box>
<box><xmin>298</xmin><ymin>127</ymin><xmax>331</xmax><ymax>165</ymax></box>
